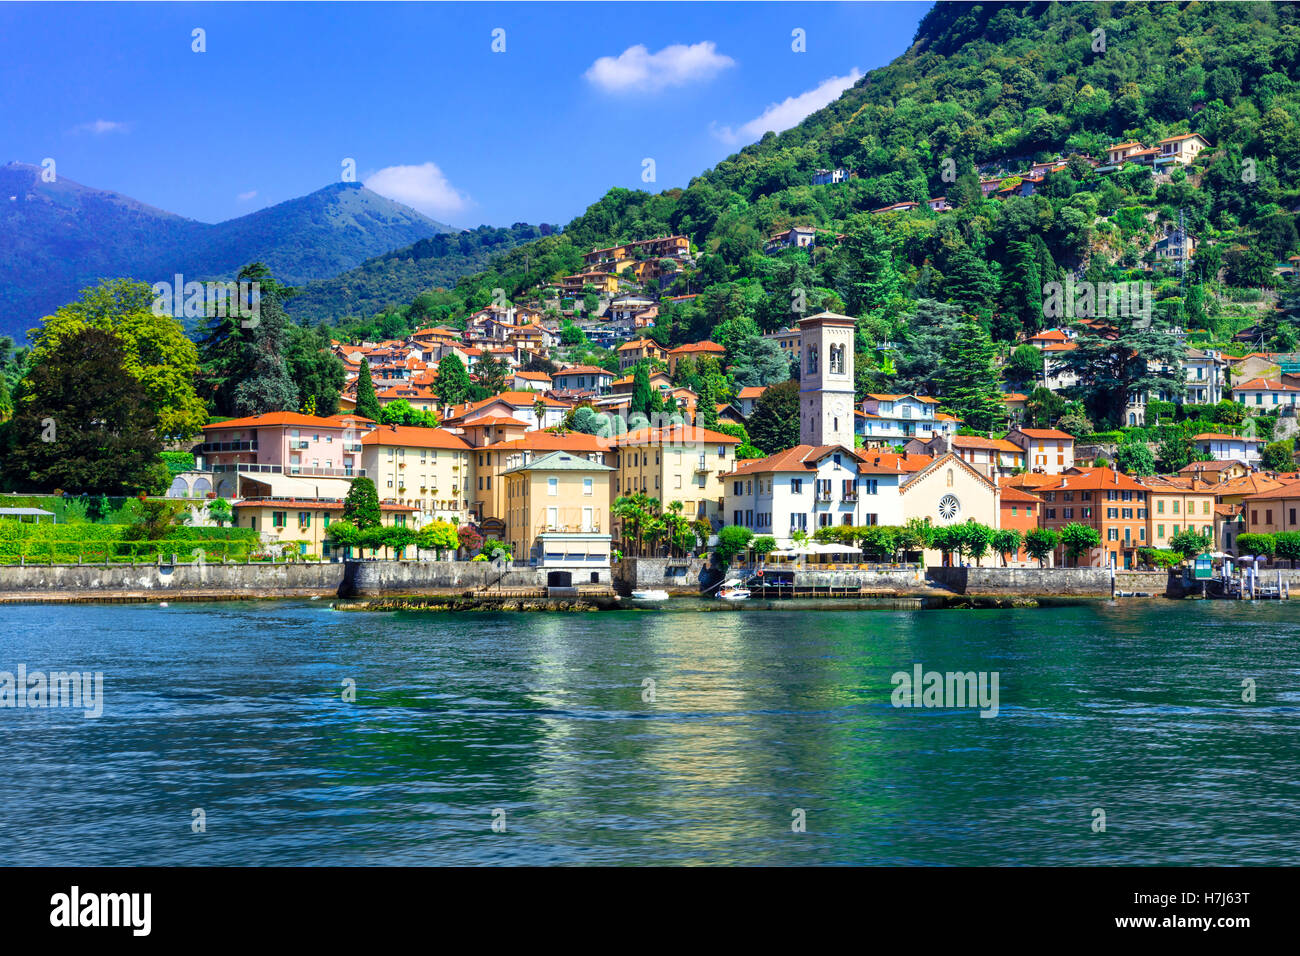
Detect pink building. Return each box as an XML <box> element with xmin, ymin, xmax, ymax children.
<box><xmin>201</xmin><ymin>412</ymin><xmax>375</xmax><ymax>499</ymax></box>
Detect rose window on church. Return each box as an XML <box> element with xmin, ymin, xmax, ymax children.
<box><xmin>938</xmin><ymin>495</ymin><xmax>960</xmax><ymax>521</ymax></box>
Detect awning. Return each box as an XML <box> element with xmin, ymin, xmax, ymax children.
<box><xmin>807</xmin><ymin>542</ymin><xmax>862</xmax><ymax>554</ymax></box>
<box><xmin>237</xmin><ymin>474</ymin><xmax>355</xmax><ymax>499</ymax></box>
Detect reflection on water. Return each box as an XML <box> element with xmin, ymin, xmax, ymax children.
<box><xmin>1</xmin><ymin>600</ymin><xmax>1297</xmax><ymax>865</ymax></box>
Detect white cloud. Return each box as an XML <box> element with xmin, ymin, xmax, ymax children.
<box><xmin>237</xmin><ymin>190</ymin><xmax>258</xmax><ymax>202</ymax></box>
<box><xmin>585</xmin><ymin>41</ymin><xmax>735</xmax><ymax>93</ymax></box>
<box><xmin>363</xmin><ymin>162</ymin><xmax>470</xmax><ymax>220</ymax></box>
<box><xmin>71</xmin><ymin>119</ymin><xmax>129</xmax><ymax>135</ymax></box>
<box><xmin>714</xmin><ymin>69</ymin><xmax>862</xmax><ymax>144</ymax></box>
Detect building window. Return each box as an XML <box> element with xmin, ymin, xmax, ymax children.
<box><xmin>584</xmin><ymin>478</ymin><xmax>594</xmax><ymax>496</ymax></box>
<box><xmin>548</xmin><ymin>478</ymin><xmax>558</xmax><ymax>496</ymax></box>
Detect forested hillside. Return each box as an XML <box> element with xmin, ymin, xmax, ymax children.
<box><xmin>318</xmin><ymin>1</ymin><xmax>1299</xmax><ymax>430</ymax></box>
<box><xmin>285</xmin><ymin>222</ymin><xmax>555</xmax><ymax>325</ymax></box>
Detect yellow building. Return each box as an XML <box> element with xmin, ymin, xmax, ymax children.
<box><xmin>231</xmin><ymin>498</ymin><xmax>417</xmax><ymax>558</ymax></box>
<box><xmin>468</xmin><ymin>430</ymin><xmax>615</xmax><ymax>535</ymax></box>
<box><xmin>610</xmin><ymin>424</ymin><xmax>740</xmax><ymax>526</ymax></box>
<box><xmin>1142</xmin><ymin>475</ymin><xmax>1217</xmax><ymax>547</ymax></box>
<box><xmin>360</xmin><ymin>425</ymin><xmax>474</xmax><ymax>523</ymax></box>
<box><xmin>502</xmin><ymin>450</ymin><xmax>614</xmax><ymax>576</ymax></box>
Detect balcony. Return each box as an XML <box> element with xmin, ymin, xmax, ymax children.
<box><xmin>842</xmin><ymin>491</ymin><xmax>858</xmax><ymax>502</ymax></box>
<box><xmin>816</xmin><ymin>490</ymin><xmax>833</xmax><ymax>502</ymax></box>
<box><xmin>211</xmin><ymin>463</ymin><xmax>365</xmax><ymax>478</ymax></box>
<box><xmin>343</xmin><ymin>442</ymin><xmax>363</xmax><ymax>453</ymax></box>
<box><xmin>695</xmin><ymin>456</ymin><xmax>710</xmax><ymax>472</ymax></box>
<box><xmin>201</xmin><ymin>440</ymin><xmax>257</xmax><ymax>453</ymax></box>
<box><xmin>292</xmin><ymin>440</ymin><xmax>310</xmax><ymax>450</ymax></box>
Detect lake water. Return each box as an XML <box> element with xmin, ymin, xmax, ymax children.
<box><xmin>1</xmin><ymin>600</ymin><xmax>1297</xmax><ymax>865</ymax></box>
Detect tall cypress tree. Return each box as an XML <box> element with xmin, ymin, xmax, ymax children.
<box><xmin>631</xmin><ymin>363</ymin><xmax>653</xmax><ymax>417</ymax></box>
<box><xmin>354</xmin><ymin>361</ymin><xmax>383</xmax><ymax>422</ymax></box>
<box><xmin>434</xmin><ymin>354</ymin><xmax>471</xmax><ymax>408</ymax></box>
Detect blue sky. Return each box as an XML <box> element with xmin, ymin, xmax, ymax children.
<box><xmin>0</xmin><ymin>1</ymin><xmax>929</xmax><ymax>228</ymax></box>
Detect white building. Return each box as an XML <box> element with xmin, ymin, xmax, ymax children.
<box><xmin>1193</xmin><ymin>432</ymin><xmax>1264</xmax><ymax>465</ymax></box>
<box><xmin>1005</xmin><ymin>427</ymin><xmax>1076</xmax><ymax>475</ymax></box>
<box><xmin>1231</xmin><ymin>377</ymin><xmax>1300</xmax><ymax>411</ymax></box>
<box><xmin>723</xmin><ymin>445</ymin><xmax>903</xmax><ymax>542</ymax></box>
<box><xmin>858</xmin><ymin>393</ymin><xmax>960</xmax><ymax>446</ymax></box>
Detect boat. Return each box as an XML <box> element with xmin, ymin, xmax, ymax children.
<box><xmin>629</xmin><ymin>588</ymin><xmax>669</xmax><ymax>602</ymax></box>
<box><xmin>716</xmin><ymin>580</ymin><xmax>751</xmax><ymax>601</ymax></box>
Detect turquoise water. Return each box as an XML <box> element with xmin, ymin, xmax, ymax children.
<box><xmin>1</xmin><ymin>600</ymin><xmax>1297</xmax><ymax>865</ymax></box>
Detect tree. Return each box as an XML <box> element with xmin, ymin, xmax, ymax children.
<box><xmin>4</xmin><ymin>328</ymin><xmax>164</xmax><ymax>494</ymax></box>
<box><xmin>751</xmin><ymin>535</ymin><xmax>778</xmax><ymax>560</ymax></box>
<box><xmin>728</xmin><ymin>335</ymin><xmax>790</xmax><ymax>387</ymax></box>
<box><xmin>473</xmin><ymin>354</ymin><xmax>510</xmax><ymax>395</ymax></box>
<box><xmin>991</xmin><ymin>528</ymin><xmax>1023</xmax><ymax>566</ymax></box>
<box><xmin>631</xmin><ymin>363</ymin><xmax>653</xmax><ymax>418</ymax></box>
<box><xmin>434</xmin><ymin>354</ymin><xmax>472</xmax><ymax>408</ymax></box>
<box><xmin>1272</xmin><ymin>530</ymin><xmax>1300</xmax><ymax>568</ymax></box>
<box><xmin>354</xmin><ymin>361</ymin><xmax>383</xmax><ymax>422</ymax></box>
<box><xmin>696</xmin><ymin>375</ymin><xmax>720</xmax><ymax>430</ymax></box>
<box><xmin>343</xmin><ymin>477</ymin><xmax>382</xmax><ymax>529</ymax></box>
<box><xmin>1059</xmin><ymin>522</ymin><xmax>1100</xmax><ymax>567</ymax></box>
<box><xmin>1167</xmin><ymin>528</ymin><xmax>1210</xmax><ymax>562</ymax></box>
<box><xmin>1024</xmin><ymin>527</ymin><xmax>1060</xmax><ymax>567</ymax></box>
<box><xmin>1261</xmin><ymin>439</ymin><xmax>1295</xmax><ymax>472</ymax></box>
<box><xmin>207</xmin><ymin>498</ymin><xmax>233</xmax><ymax>527</ymax></box>
<box><xmin>961</xmin><ymin>521</ymin><xmax>995</xmax><ymax>566</ymax></box>
<box><xmin>613</xmin><ymin>492</ymin><xmax>659</xmax><ymax>556</ymax></box>
<box><xmin>713</xmin><ymin>525</ymin><xmax>754</xmax><ymax>568</ymax></box>
<box><xmin>937</xmin><ymin>317</ymin><xmax>1005</xmax><ymax>431</ymax></box>
<box><xmin>1114</xmin><ymin>437</ymin><xmax>1156</xmax><ymax>476</ymax></box>
<box><xmin>199</xmin><ymin>263</ymin><xmax>299</xmax><ymax>417</ymax></box>
<box><xmin>32</xmin><ymin>278</ymin><xmax>206</xmax><ymax>437</ymax></box>
<box><xmin>1007</xmin><ymin>344</ymin><xmax>1044</xmax><ymax>388</ymax></box>
<box><xmin>416</xmin><ymin>519</ymin><xmax>460</xmax><ymax>557</ymax></box>
<box><xmin>122</xmin><ymin>496</ymin><xmax>183</xmax><ymax>541</ymax></box>
<box><xmin>1157</xmin><ymin>428</ymin><xmax>1197</xmax><ymax>472</ymax></box>
<box><xmin>747</xmin><ymin>379</ymin><xmax>800</xmax><ymax>455</ymax></box>
<box><xmin>1236</xmin><ymin>532</ymin><xmax>1275</xmax><ymax>558</ymax></box>
<box><xmin>1056</xmin><ymin>310</ymin><xmax>1185</xmax><ymax>428</ymax></box>
<box><xmin>1026</xmin><ymin>386</ymin><xmax>1065</xmax><ymax>427</ymax></box>
<box><xmin>381</xmin><ymin>525</ymin><xmax>419</xmax><ymax>560</ymax></box>
<box><xmin>286</xmin><ymin>324</ymin><xmax>346</xmax><ymax>417</ymax></box>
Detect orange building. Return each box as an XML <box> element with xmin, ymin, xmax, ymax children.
<box><xmin>1037</xmin><ymin>468</ymin><xmax>1150</xmax><ymax>568</ymax></box>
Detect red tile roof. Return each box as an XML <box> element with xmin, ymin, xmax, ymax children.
<box><xmin>360</xmin><ymin>426</ymin><xmax>472</xmax><ymax>450</ymax></box>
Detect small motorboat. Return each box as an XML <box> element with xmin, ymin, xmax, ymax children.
<box><xmin>629</xmin><ymin>588</ymin><xmax>669</xmax><ymax>601</ymax></box>
<box><xmin>716</xmin><ymin>580</ymin><xmax>751</xmax><ymax>601</ymax></box>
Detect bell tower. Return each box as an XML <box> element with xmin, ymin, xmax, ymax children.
<box><xmin>798</xmin><ymin>311</ymin><xmax>856</xmax><ymax>448</ymax></box>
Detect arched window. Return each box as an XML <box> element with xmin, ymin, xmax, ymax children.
<box><xmin>946</xmin><ymin>469</ymin><xmax>954</xmax><ymax>487</ymax></box>
<box><xmin>167</xmin><ymin>476</ymin><xmax>189</xmax><ymax>498</ymax></box>
<box><xmin>192</xmin><ymin>477</ymin><xmax>212</xmax><ymax>497</ymax></box>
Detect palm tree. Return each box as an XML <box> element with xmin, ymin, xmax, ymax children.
<box><xmin>533</xmin><ymin>398</ymin><xmax>546</xmax><ymax>431</ymax></box>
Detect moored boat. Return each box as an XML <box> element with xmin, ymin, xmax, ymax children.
<box><xmin>629</xmin><ymin>588</ymin><xmax>670</xmax><ymax>601</ymax></box>
<box><xmin>716</xmin><ymin>580</ymin><xmax>751</xmax><ymax>601</ymax></box>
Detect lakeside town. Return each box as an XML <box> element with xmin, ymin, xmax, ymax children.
<box><xmin>4</xmin><ymin>213</ymin><xmax>1300</xmax><ymax>593</ymax></box>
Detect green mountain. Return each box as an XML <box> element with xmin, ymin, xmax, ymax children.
<box><xmin>334</xmin><ymin>0</ymin><xmax>1298</xmax><ymax>430</ymax></box>
<box><xmin>285</xmin><ymin>222</ymin><xmax>555</xmax><ymax>325</ymax></box>
<box><xmin>0</xmin><ymin>167</ymin><xmax>454</xmax><ymax>338</ymax></box>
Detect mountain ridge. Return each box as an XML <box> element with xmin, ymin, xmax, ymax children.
<box><xmin>0</xmin><ymin>165</ymin><xmax>455</xmax><ymax>337</ymax></box>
